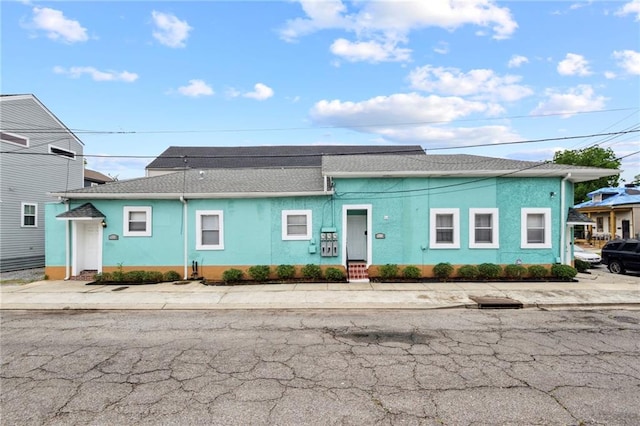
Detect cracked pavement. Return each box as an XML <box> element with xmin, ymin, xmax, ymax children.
<box><xmin>1</xmin><ymin>309</ymin><xmax>639</xmax><ymax>425</ymax></box>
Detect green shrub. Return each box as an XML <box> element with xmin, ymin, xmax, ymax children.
<box><xmin>276</xmin><ymin>264</ymin><xmax>296</xmax><ymax>280</ymax></box>
<box><xmin>551</xmin><ymin>264</ymin><xmax>578</xmax><ymax>281</ymax></box>
<box><xmin>144</xmin><ymin>271</ymin><xmax>164</xmax><ymax>283</ymax></box>
<box><xmin>93</xmin><ymin>272</ymin><xmax>112</xmax><ymax>282</ymax></box>
<box><xmin>248</xmin><ymin>265</ymin><xmax>271</xmax><ymax>282</ymax></box>
<box><xmin>402</xmin><ymin>265</ymin><xmax>422</xmax><ymax>280</ymax></box>
<box><xmin>574</xmin><ymin>259</ymin><xmax>590</xmax><ymax>273</ymax></box>
<box><xmin>477</xmin><ymin>263</ymin><xmax>502</xmax><ymax>280</ymax></box>
<box><xmin>163</xmin><ymin>270</ymin><xmax>181</xmax><ymax>282</ymax></box>
<box><xmin>325</xmin><ymin>267</ymin><xmax>346</xmax><ymax>282</ymax></box>
<box><xmin>458</xmin><ymin>265</ymin><xmax>480</xmax><ymax>280</ymax></box>
<box><xmin>379</xmin><ymin>264</ymin><xmax>399</xmax><ymax>280</ymax></box>
<box><xmin>504</xmin><ymin>264</ymin><xmax>527</xmax><ymax>280</ymax></box>
<box><xmin>528</xmin><ymin>265</ymin><xmax>548</xmax><ymax>279</ymax></box>
<box><xmin>222</xmin><ymin>268</ymin><xmax>244</xmax><ymax>284</ymax></box>
<box><xmin>112</xmin><ymin>263</ymin><xmax>125</xmax><ymax>282</ymax></box>
<box><xmin>433</xmin><ymin>263</ymin><xmax>454</xmax><ymax>280</ymax></box>
<box><xmin>301</xmin><ymin>264</ymin><xmax>322</xmax><ymax>280</ymax></box>
<box><xmin>124</xmin><ymin>270</ymin><xmax>147</xmax><ymax>283</ymax></box>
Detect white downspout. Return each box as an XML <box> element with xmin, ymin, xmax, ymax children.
<box><xmin>63</xmin><ymin>200</ymin><xmax>71</xmax><ymax>280</ymax></box>
<box><xmin>180</xmin><ymin>196</ymin><xmax>188</xmax><ymax>279</ymax></box>
<box><xmin>560</xmin><ymin>173</ymin><xmax>571</xmax><ymax>264</ymax></box>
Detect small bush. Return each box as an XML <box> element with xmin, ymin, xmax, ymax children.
<box><xmin>504</xmin><ymin>264</ymin><xmax>527</xmax><ymax>280</ymax></box>
<box><xmin>144</xmin><ymin>271</ymin><xmax>164</xmax><ymax>283</ymax></box>
<box><xmin>458</xmin><ymin>265</ymin><xmax>480</xmax><ymax>280</ymax></box>
<box><xmin>248</xmin><ymin>265</ymin><xmax>271</xmax><ymax>282</ymax></box>
<box><xmin>379</xmin><ymin>264</ymin><xmax>399</xmax><ymax>280</ymax></box>
<box><xmin>301</xmin><ymin>264</ymin><xmax>322</xmax><ymax>280</ymax></box>
<box><xmin>43</xmin><ymin>274</ymin><xmax>49</xmax><ymax>280</ymax></box>
<box><xmin>477</xmin><ymin>263</ymin><xmax>502</xmax><ymax>280</ymax></box>
<box><xmin>93</xmin><ymin>272</ymin><xmax>112</xmax><ymax>282</ymax></box>
<box><xmin>325</xmin><ymin>267</ymin><xmax>346</xmax><ymax>282</ymax></box>
<box><xmin>276</xmin><ymin>264</ymin><xmax>296</xmax><ymax>280</ymax></box>
<box><xmin>163</xmin><ymin>270</ymin><xmax>181</xmax><ymax>282</ymax></box>
<box><xmin>433</xmin><ymin>263</ymin><xmax>454</xmax><ymax>280</ymax></box>
<box><xmin>402</xmin><ymin>265</ymin><xmax>422</xmax><ymax>280</ymax></box>
<box><xmin>574</xmin><ymin>259</ymin><xmax>590</xmax><ymax>273</ymax></box>
<box><xmin>551</xmin><ymin>264</ymin><xmax>578</xmax><ymax>281</ymax></box>
<box><xmin>111</xmin><ymin>268</ymin><xmax>125</xmax><ymax>282</ymax></box>
<box><xmin>124</xmin><ymin>270</ymin><xmax>147</xmax><ymax>283</ymax></box>
<box><xmin>528</xmin><ymin>265</ymin><xmax>548</xmax><ymax>279</ymax></box>
<box><xmin>222</xmin><ymin>268</ymin><xmax>244</xmax><ymax>284</ymax></box>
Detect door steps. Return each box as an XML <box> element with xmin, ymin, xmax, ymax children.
<box><xmin>71</xmin><ymin>270</ymin><xmax>98</xmax><ymax>281</ymax></box>
<box><xmin>348</xmin><ymin>262</ymin><xmax>369</xmax><ymax>282</ymax></box>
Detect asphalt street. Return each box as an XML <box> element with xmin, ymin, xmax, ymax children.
<box><xmin>2</xmin><ymin>309</ymin><xmax>639</xmax><ymax>425</ymax></box>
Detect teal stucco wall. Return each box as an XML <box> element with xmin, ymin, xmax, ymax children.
<box><xmin>45</xmin><ymin>175</ymin><xmax>571</xmax><ymax>272</ymax></box>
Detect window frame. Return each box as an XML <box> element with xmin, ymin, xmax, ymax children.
<box><xmin>21</xmin><ymin>202</ymin><xmax>37</xmax><ymax>228</ymax></box>
<box><xmin>1</xmin><ymin>131</ymin><xmax>29</xmax><ymax>147</ymax></box>
<box><xmin>521</xmin><ymin>208</ymin><xmax>552</xmax><ymax>249</ymax></box>
<box><xmin>196</xmin><ymin>210</ymin><xmax>224</xmax><ymax>250</ymax></box>
<box><xmin>469</xmin><ymin>208</ymin><xmax>499</xmax><ymax>249</ymax></box>
<box><xmin>429</xmin><ymin>208</ymin><xmax>460</xmax><ymax>249</ymax></box>
<box><xmin>123</xmin><ymin>206</ymin><xmax>152</xmax><ymax>237</ymax></box>
<box><xmin>48</xmin><ymin>144</ymin><xmax>76</xmax><ymax>160</ymax></box>
<box><xmin>281</xmin><ymin>210</ymin><xmax>312</xmax><ymax>241</ymax></box>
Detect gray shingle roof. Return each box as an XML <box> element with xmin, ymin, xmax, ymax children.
<box><xmin>566</xmin><ymin>208</ymin><xmax>595</xmax><ymax>225</ymax></box>
<box><xmin>322</xmin><ymin>154</ymin><xmax>619</xmax><ymax>182</ymax></box>
<box><xmin>52</xmin><ymin>168</ymin><xmax>326</xmax><ymax>199</ymax></box>
<box><xmin>146</xmin><ymin>145</ymin><xmax>425</xmax><ymax>170</ymax></box>
<box><xmin>56</xmin><ymin>203</ymin><xmax>106</xmax><ymax>219</ymax></box>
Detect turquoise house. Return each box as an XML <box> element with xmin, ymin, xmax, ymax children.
<box><xmin>45</xmin><ymin>153</ymin><xmax>616</xmax><ymax>281</ymax></box>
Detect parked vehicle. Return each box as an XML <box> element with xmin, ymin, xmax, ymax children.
<box><xmin>601</xmin><ymin>239</ymin><xmax>640</xmax><ymax>274</ymax></box>
<box><xmin>573</xmin><ymin>245</ymin><xmax>601</xmax><ymax>265</ymax></box>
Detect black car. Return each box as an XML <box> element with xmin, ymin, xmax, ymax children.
<box><xmin>601</xmin><ymin>239</ymin><xmax>640</xmax><ymax>274</ymax></box>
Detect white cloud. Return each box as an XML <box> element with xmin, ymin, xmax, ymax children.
<box><xmin>604</xmin><ymin>71</ymin><xmax>617</xmax><ymax>79</ymax></box>
<box><xmin>433</xmin><ymin>41</ymin><xmax>449</xmax><ymax>55</ymax></box>
<box><xmin>615</xmin><ymin>0</ymin><xmax>640</xmax><ymax>20</ymax></box>
<box><xmin>243</xmin><ymin>83</ymin><xmax>274</xmax><ymax>100</ymax></box>
<box><xmin>310</xmin><ymin>93</ymin><xmax>502</xmax><ymax>131</ymax></box>
<box><xmin>281</xmin><ymin>0</ymin><xmax>517</xmax><ymax>41</ymax></box>
<box><xmin>508</xmin><ymin>55</ymin><xmax>528</xmax><ymax>68</ymax></box>
<box><xmin>151</xmin><ymin>11</ymin><xmax>192</xmax><ymax>48</ymax></box>
<box><xmin>376</xmin><ymin>125</ymin><xmax>521</xmax><ymax>147</ymax></box>
<box><xmin>29</xmin><ymin>7</ymin><xmax>88</xmax><ymax>43</ymax></box>
<box><xmin>613</xmin><ymin>50</ymin><xmax>640</xmax><ymax>75</ymax></box>
<box><xmin>408</xmin><ymin>66</ymin><xmax>533</xmax><ymax>102</ymax></box>
<box><xmin>531</xmin><ymin>85</ymin><xmax>607</xmax><ymax>117</ymax></box>
<box><xmin>557</xmin><ymin>53</ymin><xmax>592</xmax><ymax>76</ymax></box>
<box><xmin>177</xmin><ymin>79</ymin><xmax>214</xmax><ymax>97</ymax></box>
<box><xmin>330</xmin><ymin>38</ymin><xmax>411</xmax><ymax>63</ymax></box>
<box><xmin>53</xmin><ymin>66</ymin><xmax>138</xmax><ymax>82</ymax></box>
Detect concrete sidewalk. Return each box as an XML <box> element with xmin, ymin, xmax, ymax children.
<box><xmin>1</xmin><ymin>270</ymin><xmax>639</xmax><ymax>310</ymax></box>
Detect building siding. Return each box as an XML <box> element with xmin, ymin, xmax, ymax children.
<box><xmin>1</xmin><ymin>96</ymin><xmax>84</xmax><ymax>271</ymax></box>
<box><xmin>45</xmin><ymin>175</ymin><xmax>570</xmax><ymax>279</ymax></box>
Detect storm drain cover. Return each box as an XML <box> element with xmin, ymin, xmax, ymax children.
<box><xmin>112</xmin><ymin>286</ymin><xmax>129</xmax><ymax>292</ymax></box>
<box><xmin>470</xmin><ymin>296</ymin><xmax>523</xmax><ymax>309</ymax></box>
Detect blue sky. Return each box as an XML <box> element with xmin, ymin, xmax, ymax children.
<box><xmin>3</xmin><ymin>0</ymin><xmax>639</xmax><ymax>183</ymax></box>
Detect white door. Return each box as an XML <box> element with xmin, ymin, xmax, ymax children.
<box><xmin>77</xmin><ymin>222</ymin><xmax>100</xmax><ymax>271</ymax></box>
<box><xmin>347</xmin><ymin>215</ymin><xmax>367</xmax><ymax>260</ymax></box>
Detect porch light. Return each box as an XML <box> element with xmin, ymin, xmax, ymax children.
<box><xmin>101</xmin><ymin>219</ymin><xmax>107</xmax><ymax>228</ymax></box>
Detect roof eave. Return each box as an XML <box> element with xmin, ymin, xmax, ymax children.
<box><xmin>49</xmin><ymin>191</ymin><xmax>333</xmax><ymax>200</ymax></box>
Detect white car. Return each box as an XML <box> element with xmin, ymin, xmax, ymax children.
<box><xmin>574</xmin><ymin>245</ymin><xmax>601</xmax><ymax>265</ymax></box>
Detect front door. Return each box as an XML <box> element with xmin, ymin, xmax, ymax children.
<box><xmin>74</xmin><ymin>221</ymin><xmax>101</xmax><ymax>274</ymax></box>
<box><xmin>622</xmin><ymin>220</ymin><xmax>630</xmax><ymax>239</ymax></box>
<box><xmin>347</xmin><ymin>214</ymin><xmax>367</xmax><ymax>260</ymax></box>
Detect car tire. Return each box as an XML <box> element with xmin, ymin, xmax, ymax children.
<box><xmin>608</xmin><ymin>260</ymin><xmax>625</xmax><ymax>274</ymax></box>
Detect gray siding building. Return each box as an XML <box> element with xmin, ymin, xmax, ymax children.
<box><xmin>1</xmin><ymin>94</ymin><xmax>84</xmax><ymax>271</ymax></box>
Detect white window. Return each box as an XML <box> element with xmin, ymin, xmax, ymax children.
<box><xmin>196</xmin><ymin>210</ymin><xmax>224</xmax><ymax>250</ymax></box>
<box><xmin>123</xmin><ymin>206</ymin><xmax>152</xmax><ymax>237</ymax></box>
<box><xmin>521</xmin><ymin>208</ymin><xmax>551</xmax><ymax>249</ymax></box>
<box><xmin>282</xmin><ymin>210</ymin><xmax>312</xmax><ymax>240</ymax></box>
<box><xmin>430</xmin><ymin>208</ymin><xmax>460</xmax><ymax>249</ymax></box>
<box><xmin>21</xmin><ymin>203</ymin><xmax>37</xmax><ymax>227</ymax></box>
<box><xmin>1</xmin><ymin>131</ymin><xmax>28</xmax><ymax>147</ymax></box>
<box><xmin>469</xmin><ymin>208</ymin><xmax>499</xmax><ymax>249</ymax></box>
<box><xmin>49</xmin><ymin>144</ymin><xmax>76</xmax><ymax>160</ymax></box>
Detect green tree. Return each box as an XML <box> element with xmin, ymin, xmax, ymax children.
<box><xmin>553</xmin><ymin>146</ymin><xmax>621</xmax><ymax>203</ymax></box>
